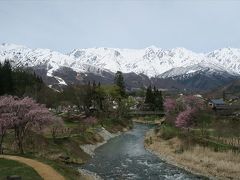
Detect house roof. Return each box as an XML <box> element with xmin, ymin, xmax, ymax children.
<box><xmin>210</xmin><ymin>99</ymin><xmax>225</xmax><ymax>105</ymax></box>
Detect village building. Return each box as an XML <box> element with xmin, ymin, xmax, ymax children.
<box><xmin>208</xmin><ymin>99</ymin><xmax>226</xmax><ymax>110</ymax></box>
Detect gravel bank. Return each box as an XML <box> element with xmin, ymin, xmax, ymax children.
<box><xmin>78</xmin><ymin>168</ymin><xmax>103</xmax><ymax>180</ymax></box>
<box><xmin>80</xmin><ymin>127</ymin><xmax>121</xmax><ymax>156</ymax></box>
<box><xmin>79</xmin><ymin>127</ymin><xmax>123</xmax><ymax>179</ymax></box>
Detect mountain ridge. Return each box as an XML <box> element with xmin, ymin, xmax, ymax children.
<box><xmin>0</xmin><ymin>43</ymin><xmax>239</xmax><ymax>91</ymax></box>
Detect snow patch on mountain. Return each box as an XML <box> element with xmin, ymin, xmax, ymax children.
<box><xmin>159</xmin><ymin>63</ymin><xmax>237</xmax><ymax>79</ymax></box>
<box><xmin>69</xmin><ymin>47</ymin><xmax>208</xmax><ymax>77</ymax></box>
<box><xmin>1</xmin><ymin>43</ymin><xmax>240</xmax><ymax>84</ymax></box>
<box><xmin>207</xmin><ymin>48</ymin><xmax>240</xmax><ymax>74</ymax></box>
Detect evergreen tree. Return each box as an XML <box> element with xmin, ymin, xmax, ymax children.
<box><xmin>154</xmin><ymin>89</ymin><xmax>163</xmax><ymax>111</ymax></box>
<box><xmin>114</xmin><ymin>71</ymin><xmax>126</xmax><ymax>97</ymax></box>
<box><xmin>153</xmin><ymin>86</ymin><xmax>157</xmax><ymax>94</ymax></box>
<box><xmin>145</xmin><ymin>85</ymin><xmax>152</xmax><ymax>104</ymax></box>
<box><xmin>95</xmin><ymin>82</ymin><xmax>105</xmax><ymax>111</ymax></box>
<box><xmin>0</xmin><ymin>60</ymin><xmax>13</xmax><ymax>94</ymax></box>
<box><xmin>85</xmin><ymin>82</ymin><xmax>93</xmax><ymax>111</ymax></box>
<box><xmin>145</xmin><ymin>85</ymin><xmax>155</xmax><ymax>110</ymax></box>
<box><xmin>145</xmin><ymin>85</ymin><xmax>163</xmax><ymax>111</ymax></box>
<box><xmin>92</xmin><ymin>81</ymin><xmax>96</xmax><ymax>88</ymax></box>
<box><xmin>12</xmin><ymin>69</ymin><xmax>44</xmax><ymax>97</ymax></box>
<box><xmin>91</xmin><ymin>81</ymin><xmax>98</xmax><ymax>109</ymax></box>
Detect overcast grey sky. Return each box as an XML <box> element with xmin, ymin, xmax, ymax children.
<box><xmin>0</xmin><ymin>0</ymin><xmax>240</xmax><ymax>53</ymax></box>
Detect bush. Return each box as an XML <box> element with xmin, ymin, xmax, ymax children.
<box><xmin>161</xmin><ymin>124</ymin><xmax>179</xmax><ymax>140</ymax></box>
<box><xmin>145</xmin><ymin>137</ymin><xmax>153</xmax><ymax>145</ymax></box>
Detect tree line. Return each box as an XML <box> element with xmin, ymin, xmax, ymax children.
<box><xmin>60</xmin><ymin>71</ymin><xmax>130</xmax><ymax>122</ymax></box>
<box><xmin>144</xmin><ymin>85</ymin><xmax>163</xmax><ymax>111</ymax></box>
<box><xmin>0</xmin><ymin>60</ymin><xmax>129</xmax><ymax>113</ymax></box>
<box><xmin>0</xmin><ymin>60</ymin><xmax>163</xmax><ymax>114</ymax></box>
<box><xmin>0</xmin><ymin>60</ymin><xmax>44</xmax><ymax>97</ymax></box>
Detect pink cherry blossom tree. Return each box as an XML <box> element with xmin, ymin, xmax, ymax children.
<box><xmin>163</xmin><ymin>95</ymin><xmax>205</xmax><ymax>129</ymax></box>
<box><xmin>0</xmin><ymin>113</ymin><xmax>15</xmax><ymax>154</ymax></box>
<box><xmin>0</xmin><ymin>96</ymin><xmax>16</xmax><ymax>154</ymax></box>
<box><xmin>0</xmin><ymin>95</ymin><xmax>62</xmax><ymax>154</ymax></box>
<box><xmin>175</xmin><ymin>95</ymin><xmax>204</xmax><ymax>129</ymax></box>
<box><xmin>164</xmin><ymin>98</ymin><xmax>176</xmax><ymax>113</ymax></box>
<box><xmin>163</xmin><ymin>98</ymin><xmax>178</xmax><ymax>124</ymax></box>
<box><xmin>175</xmin><ymin>107</ymin><xmax>196</xmax><ymax>129</ymax></box>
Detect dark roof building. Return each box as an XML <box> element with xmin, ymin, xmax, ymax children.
<box><xmin>208</xmin><ymin>99</ymin><xmax>226</xmax><ymax>110</ymax></box>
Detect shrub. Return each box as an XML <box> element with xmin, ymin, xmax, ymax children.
<box><xmin>161</xmin><ymin>124</ymin><xmax>179</xmax><ymax>140</ymax></box>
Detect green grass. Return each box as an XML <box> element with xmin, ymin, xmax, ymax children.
<box><xmin>192</xmin><ymin>136</ymin><xmax>239</xmax><ymax>152</ymax></box>
<box><xmin>161</xmin><ymin>123</ymin><xmax>179</xmax><ymax>140</ymax></box>
<box><xmin>0</xmin><ymin>158</ymin><xmax>42</xmax><ymax>180</ymax></box>
<box><xmin>63</xmin><ymin>120</ymin><xmax>80</xmax><ymax>128</ymax></box>
<box><xmin>3</xmin><ymin>130</ymin><xmax>90</xmax><ymax>179</ymax></box>
<box><xmin>18</xmin><ymin>153</ymin><xmax>83</xmax><ymax>180</ymax></box>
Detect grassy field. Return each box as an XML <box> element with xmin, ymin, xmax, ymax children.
<box><xmin>0</xmin><ymin>158</ymin><xmax>42</xmax><ymax>180</ymax></box>
<box><xmin>145</xmin><ymin>129</ymin><xmax>240</xmax><ymax>179</ymax></box>
<box><xmin>145</xmin><ymin>111</ymin><xmax>240</xmax><ymax>179</ymax></box>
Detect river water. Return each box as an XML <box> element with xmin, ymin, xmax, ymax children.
<box><xmin>81</xmin><ymin>123</ymin><xmax>207</xmax><ymax>180</ymax></box>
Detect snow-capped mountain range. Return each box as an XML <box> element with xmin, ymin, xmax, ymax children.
<box><xmin>0</xmin><ymin>43</ymin><xmax>240</xmax><ymax>90</ymax></box>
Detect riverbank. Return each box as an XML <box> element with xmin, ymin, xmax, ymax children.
<box><xmin>80</xmin><ymin>127</ymin><xmax>122</xmax><ymax>156</ymax></box>
<box><xmin>79</xmin><ymin>125</ymin><xmax>130</xmax><ymax>179</ymax></box>
<box><xmin>78</xmin><ymin>169</ymin><xmax>103</xmax><ymax>180</ymax></box>
<box><xmin>144</xmin><ymin>129</ymin><xmax>240</xmax><ymax>180</ymax></box>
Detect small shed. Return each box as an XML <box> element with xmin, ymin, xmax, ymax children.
<box><xmin>208</xmin><ymin>99</ymin><xmax>226</xmax><ymax>110</ymax></box>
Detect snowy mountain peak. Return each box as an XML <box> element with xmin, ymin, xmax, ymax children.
<box><xmin>1</xmin><ymin>43</ymin><xmax>240</xmax><ymax>80</ymax></box>
<box><xmin>1</xmin><ymin>43</ymin><xmax>28</xmax><ymax>51</ymax></box>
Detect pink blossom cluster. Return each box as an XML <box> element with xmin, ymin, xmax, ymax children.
<box><xmin>0</xmin><ymin>96</ymin><xmax>59</xmax><ymax>130</ymax></box>
<box><xmin>164</xmin><ymin>98</ymin><xmax>176</xmax><ymax>113</ymax></box>
<box><xmin>0</xmin><ymin>96</ymin><xmax>16</xmax><ymax>135</ymax></box>
<box><xmin>0</xmin><ymin>95</ymin><xmax>62</xmax><ymax>153</ymax></box>
<box><xmin>164</xmin><ymin>95</ymin><xmax>204</xmax><ymax>129</ymax></box>
<box><xmin>175</xmin><ymin>107</ymin><xmax>195</xmax><ymax>128</ymax></box>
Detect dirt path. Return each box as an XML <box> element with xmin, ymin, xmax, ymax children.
<box><xmin>0</xmin><ymin>155</ymin><xmax>65</xmax><ymax>180</ymax></box>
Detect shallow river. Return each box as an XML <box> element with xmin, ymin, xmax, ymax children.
<box><xmin>82</xmin><ymin>123</ymin><xmax>207</xmax><ymax>180</ymax></box>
